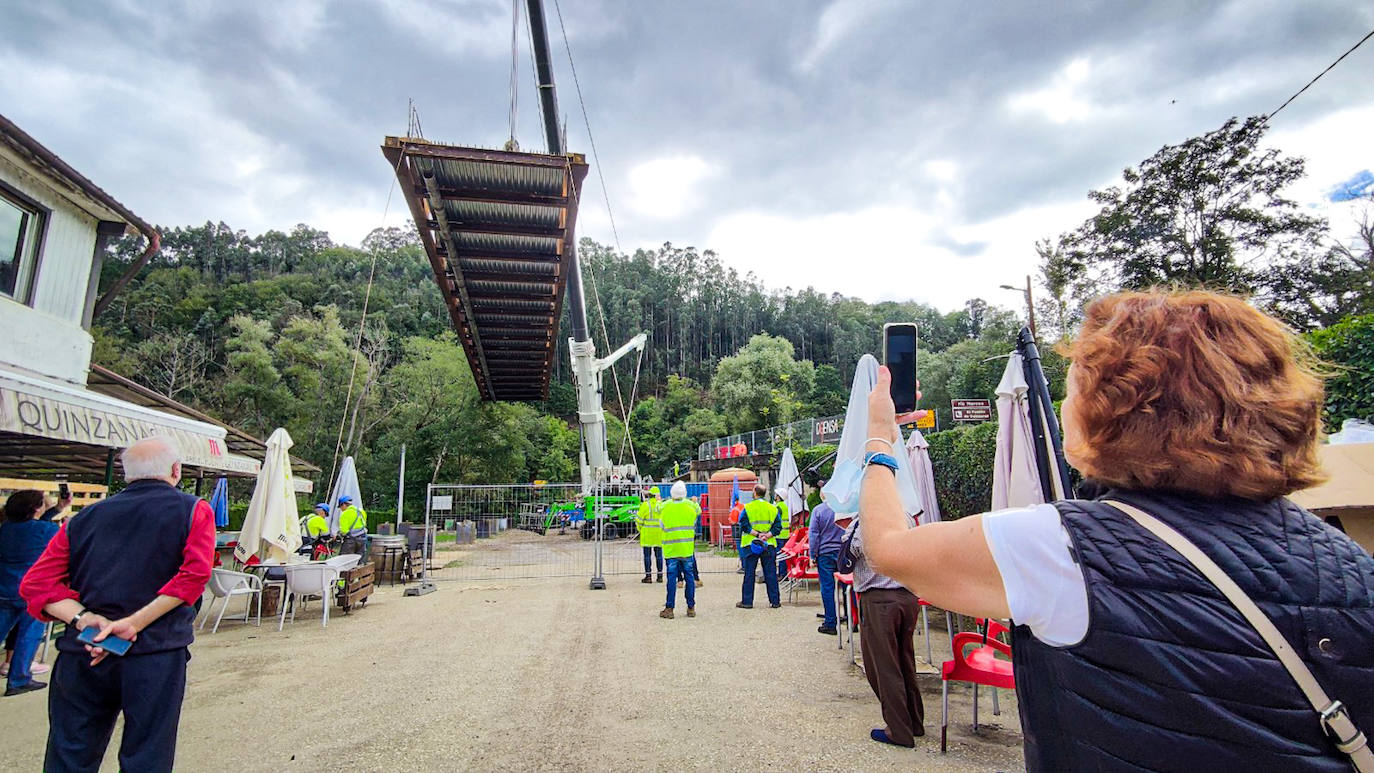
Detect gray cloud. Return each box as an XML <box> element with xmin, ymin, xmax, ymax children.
<box><xmin>2</xmin><ymin>0</ymin><xmax>1371</xmax><ymax>307</ymax></box>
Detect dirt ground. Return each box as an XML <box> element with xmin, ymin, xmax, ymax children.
<box><xmin>0</xmin><ymin>575</ymin><xmax>1025</xmax><ymax>772</ymax></box>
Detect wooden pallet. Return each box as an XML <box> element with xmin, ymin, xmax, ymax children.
<box><xmin>337</xmin><ymin>563</ymin><xmax>375</xmax><ymax>615</ymax></box>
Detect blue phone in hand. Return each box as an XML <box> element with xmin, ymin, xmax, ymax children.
<box><xmin>77</xmin><ymin>626</ymin><xmax>133</xmax><ymax>656</ymax></box>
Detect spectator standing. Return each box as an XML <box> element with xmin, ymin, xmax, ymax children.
<box><xmin>843</xmin><ymin>512</ymin><xmax>925</xmax><ymax>747</ymax></box>
<box><xmin>1</xmin><ymin>490</ymin><xmax>59</xmax><ymax>696</ymax></box>
<box><xmin>658</xmin><ymin>482</ymin><xmax>698</xmax><ymax>619</ymax></box>
<box><xmin>636</xmin><ymin>489</ymin><xmax>663</xmax><ymax>583</ymax></box>
<box><xmin>736</xmin><ymin>484</ymin><xmax>782</xmax><ymax>609</ymax></box>
<box><xmin>20</xmin><ymin>436</ymin><xmax>214</xmax><ymax>773</ymax></box>
<box><xmin>859</xmin><ymin>291</ymin><xmax>1374</xmax><ymax>769</ymax></box>
<box><xmin>808</xmin><ymin>495</ymin><xmax>845</xmax><ymax>635</ymax></box>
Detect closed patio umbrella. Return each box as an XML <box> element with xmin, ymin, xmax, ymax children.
<box><xmin>992</xmin><ymin>352</ymin><xmax>1045</xmax><ymax>510</ymax></box>
<box><xmin>821</xmin><ymin>354</ymin><xmax>923</xmax><ymax>517</ymax></box>
<box><xmin>774</xmin><ymin>447</ymin><xmax>805</xmax><ymax>516</ymax></box>
<box><xmin>209</xmin><ymin>477</ymin><xmax>229</xmax><ymax>529</ymax></box>
<box><xmin>234</xmin><ymin>428</ymin><xmax>302</xmax><ymax>564</ymax></box>
<box><xmin>327</xmin><ymin>456</ymin><xmax>364</xmax><ymax>535</ymax></box>
<box><xmin>904</xmin><ymin>428</ymin><xmax>942</xmax><ymax>524</ymax></box>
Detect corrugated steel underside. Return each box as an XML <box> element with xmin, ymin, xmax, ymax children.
<box><xmin>383</xmin><ymin>138</ymin><xmax>588</xmax><ymax>402</ymax></box>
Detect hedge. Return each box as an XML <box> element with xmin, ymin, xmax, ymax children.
<box><xmin>1308</xmin><ymin>313</ymin><xmax>1374</xmax><ymax>432</ymax></box>
<box><xmin>925</xmin><ymin>422</ymin><xmax>999</xmax><ymax>519</ymax></box>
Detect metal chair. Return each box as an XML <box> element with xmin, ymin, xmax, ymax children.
<box><xmin>200</xmin><ymin>568</ymin><xmax>264</xmax><ymax>633</ymax></box>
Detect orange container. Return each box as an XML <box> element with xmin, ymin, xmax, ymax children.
<box><xmin>707</xmin><ymin>468</ymin><xmax>756</xmax><ymax>545</ymax></box>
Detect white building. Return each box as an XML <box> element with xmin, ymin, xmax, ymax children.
<box><xmin>0</xmin><ymin>113</ymin><xmax>309</xmax><ymax>485</ymax></box>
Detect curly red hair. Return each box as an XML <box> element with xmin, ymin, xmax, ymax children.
<box><xmin>1063</xmin><ymin>290</ymin><xmax>1325</xmax><ymax>500</ymax></box>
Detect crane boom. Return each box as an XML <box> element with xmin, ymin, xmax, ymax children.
<box><xmin>526</xmin><ymin>0</ymin><xmax>641</xmax><ymax>492</ymax></box>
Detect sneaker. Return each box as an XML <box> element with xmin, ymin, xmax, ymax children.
<box><xmin>30</xmin><ymin>663</ymin><xmax>49</xmax><ymax>676</ymax></box>
<box><xmin>736</xmin><ymin>567</ymin><xmax>744</xmax><ymax>574</ymax></box>
<box><xmin>641</xmin><ymin>575</ymin><xmax>652</xmax><ymax>584</ymax></box>
<box><xmin>736</xmin><ymin>602</ymin><xmax>753</xmax><ymax>609</ymax></box>
<box><xmin>659</xmin><ymin>607</ymin><xmax>674</xmax><ymax>619</ymax></box>
<box><xmin>4</xmin><ymin>680</ymin><xmax>46</xmax><ymax>697</ymax></box>
<box><xmin>818</xmin><ymin>625</ymin><xmax>838</xmax><ymax>635</ymax></box>
<box><xmin>686</xmin><ymin>607</ymin><xmax>696</xmax><ymax>618</ymax></box>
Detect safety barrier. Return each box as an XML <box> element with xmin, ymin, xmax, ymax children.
<box><xmin>696</xmin><ymin>413</ymin><xmax>845</xmax><ymax>461</ymax></box>
<box><xmin>422</xmin><ymin>482</ymin><xmax>758</xmax><ymax>582</ymax></box>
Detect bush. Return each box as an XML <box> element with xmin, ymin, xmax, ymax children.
<box><xmin>925</xmin><ymin>422</ymin><xmax>998</xmax><ymax>519</ymax></box>
<box><xmin>1309</xmin><ymin>314</ymin><xmax>1374</xmax><ymax>432</ymax></box>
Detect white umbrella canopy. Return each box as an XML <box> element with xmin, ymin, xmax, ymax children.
<box><xmin>234</xmin><ymin>428</ymin><xmax>302</xmax><ymax>564</ymax></box>
<box><xmin>992</xmin><ymin>353</ymin><xmax>1045</xmax><ymax>510</ymax></box>
<box><xmin>774</xmin><ymin>447</ymin><xmax>805</xmax><ymax>516</ymax></box>
<box><xmin>327</xmin><ymin>456</ymin><xmax>363</xmax><ymax>534</ymax></box>
<box><xmin>821</xmin><ymin>354</ymin><xmax>923</xmax><ymax>516</ymax></box>
<box><xmin>905</xmin><ymin>428</ymin><xmax>942</xmax><ymax>524</ymax></box>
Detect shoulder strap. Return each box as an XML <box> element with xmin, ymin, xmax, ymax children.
<box><xmin>1104</xmin><ymin>500</ymin><xmax>1372</xmax><ymax>771</ymax></box>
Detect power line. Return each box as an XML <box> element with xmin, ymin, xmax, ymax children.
<box><xmin>1264</xmin><ymin>27</ymin><xmax>1373</xmax><ymax>123</ymax></box>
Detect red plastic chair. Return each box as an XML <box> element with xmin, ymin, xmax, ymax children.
<box><xmin>783</xmin><ymin>548</ymin><xmax>819</xmax><ymax>603</ymax></box>
<box><xmin>940</xmin><ymin>630</ymin><xmax>1014</xmax><ymax>752</ymax></box>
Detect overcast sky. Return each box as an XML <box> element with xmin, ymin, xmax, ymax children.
<box><xmin>3</xmin><ymin>1</ymin><xmax>1372</xmax><ymax>312</ymax></box>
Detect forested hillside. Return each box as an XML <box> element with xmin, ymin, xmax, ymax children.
<box><xmin>91</xmin><ymin>223</ymin><xmax>1041</xmax><ymax>500</ymax></box>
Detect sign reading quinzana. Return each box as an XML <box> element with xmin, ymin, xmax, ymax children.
<box><xmin>952</xmin><ymin>398</ymin><xmax>994</xmax><ymax>422</ymax></box>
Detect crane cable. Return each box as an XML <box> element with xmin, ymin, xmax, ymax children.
<box><xmin>324</xmin><ymin>115</ymin><xmax>409</xmax><ymax>500</ymax></box>
<box><xmin>552</xmin><ymin>0</ymin><xmax>640</xmax><ymax>470</ymax></box>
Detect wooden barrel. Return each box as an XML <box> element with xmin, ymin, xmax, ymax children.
<box><xmin>369</xmin><ymin>534</ymin><xmax>408</xmax><ymax>583</ymax></box>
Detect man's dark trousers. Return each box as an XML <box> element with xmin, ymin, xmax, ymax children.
<box><xmin>858</xmin><ymin>587</ymin><xmax>926</xmax><ymax>746</ymax></box>
<box><xmin>815</xmin><ymin>552</ymin><xmax>840</xmax><ymax>628</ymax></box>
<box><xmin>45</xmin><ymin>649</ymin><xmax>188</xmax><ymax>773</ymax></box>
<box><xmin>740</xmin><ymin>546</ymin><xmax>781</xmax><ymax>606</ymax></box>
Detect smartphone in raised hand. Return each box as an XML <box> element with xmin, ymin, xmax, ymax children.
<box><xmin>883</xmin><ymin>323</ymin><xmax>919</xmax><ymax>414</ymax></box>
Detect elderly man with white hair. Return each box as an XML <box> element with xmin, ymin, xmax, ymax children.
<box><xmin>657</xmin><ymin>481</ymin><xmax>699</xmax><ymax>619</ymax></box>
<box><xmin>21</xmin><ymin>435</ymin><xmax>215</xmax><ymax>773</ymax></box>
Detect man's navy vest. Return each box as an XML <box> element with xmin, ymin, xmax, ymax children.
<box><xmin>1011</xmin><ymin>489</ymin><xmax>1374</xmax><ymax>772</ymax></box>
<box><xmin>61</xmin><ymin>479</ymin><xmax>200</xmax><ymax>656</ymax></box>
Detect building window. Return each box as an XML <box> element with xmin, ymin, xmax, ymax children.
<box><xmin>0</xmin><ymin>191</ymin><xmax>43</xmax><ymax>303</ymax></box>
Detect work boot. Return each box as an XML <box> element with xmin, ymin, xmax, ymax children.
<box><xmin>659</xmin><ymin>607</ymin><xmax>674</xmax><ymax>619</ymax></box>
<box><xmin>686</xmin><ymin>607</ymin><xmax>696</xmax><ymax>618</ymax></box>
<box><xmin>736</xmin><ymin>602</ymin><xmax>753</xmax><ymax>609</ymax></box>
<box><xmin>818</xmin><ymin>624</ymin><xmax>837</xmax><ymax>635</ymax></box>
<box><xmin>656</xmin><ymin>574</ymin><xmax>664</xmax><ymax>583</ymax></box>
<box><xmin>641</xmin><ymin>575</ymin><xmax>652</xmax><ymax>584</ymax></box>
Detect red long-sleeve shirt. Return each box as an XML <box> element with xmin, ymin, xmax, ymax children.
<box><xmin>20</xmin><ymin>500</ymin><xmax>216</xmax><ymax>622</ymax></box>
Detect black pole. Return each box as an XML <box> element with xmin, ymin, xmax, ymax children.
<box><xmin>1018</xmin><ymin>327</ymin><xmax>1073</xmax><ymax>500</ymax></box>
<box><xmin>104</xmin><ymin>448</ymin><xmax>116</xmax><ymax>488</ymax></box>
<box><xmin>526</xmin><ymin>0</ymin><xmax>590</xmax><ymax>345</ymax></box>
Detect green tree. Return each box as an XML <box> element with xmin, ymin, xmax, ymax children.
<box><xmin>1051</xmin><ymin>115</ymin><xmax>1326</xmax><ymax>298</ymax></box>
<box><xmin>1308</xmin><ymin>314</ymin><xmax>1374</xmax><ymax>431</ymax></box>
<box><xmin>711</xmin><ymin>334</ymin><xmax>815</xmax><ymax>432</ymax></box>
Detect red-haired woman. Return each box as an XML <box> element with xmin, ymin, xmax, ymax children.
<box><xmin>860</xmin><ymin>291</ymin><xmax>1373</xmax><ymax>770</ymax></box>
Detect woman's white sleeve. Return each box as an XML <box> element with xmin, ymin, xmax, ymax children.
<box><xmin>980</xmin><ymin>503</ymin><xmax>1089</xmax><ymax>647</ymax></box>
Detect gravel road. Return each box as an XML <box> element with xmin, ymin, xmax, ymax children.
<box><xmin>0</xmin><ymin>576</ymin><xmax>1024</xmax><ymax>772</ymax></box>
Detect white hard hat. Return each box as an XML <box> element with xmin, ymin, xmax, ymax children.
<box><xmin>670</xmin><ymin>481</ymin><xmax>687</xmax><ymax>500</ymax></box>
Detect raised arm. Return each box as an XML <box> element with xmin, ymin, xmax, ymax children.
<box><xmin>858</xmin><ymin>367</ymin><xmax>1011</xmax><ymax>619</ymax></box>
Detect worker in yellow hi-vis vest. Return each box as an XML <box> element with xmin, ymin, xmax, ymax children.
<box><xmin>736</xmin><ymin>483</ymin><xmax>782</xmax><ymax>609</ymax></box>
<box><xmin>636</xmin><ymin>488</ymin><xmax>663</xmax><ymax>583</ymax></box>
<box><xmin>658</xmin><ymin>481</ymin><xmax>698</xmax><ymax>619</ymax></box>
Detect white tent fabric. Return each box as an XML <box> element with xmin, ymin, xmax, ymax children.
<box><xmin>992</xmin><ymin>353</ymin><xmax>1046</xmax><ymax>510</ymax></box>
<box><xmin>821</xmin><ymin>354</ymin><xmax>923</xmax><ymax>516</ymax></box>
<box><xmin>904</xmin><ymin>428</ymin><xmax>942</xmax><ymax>524</ymax></box>
<box><xmin>327</xmin><ymin>456</ymin><xmax>363</xmax><ymax>535</ymax></box>
<box><xmin>234</xmin><ymin>428</ymin><xmax>302</xmax><ymax>564</ymax></box>
<box><xmin>774</xmin><ymin>447</ymin><xmax>805</xmax><ymax>516</ymax></box>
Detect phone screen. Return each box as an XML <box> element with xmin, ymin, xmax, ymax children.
<box><xmin>58</xmin><ymin>483</ymin><xmax>70</xmax><ymax>499</ymax></box>
<box><xmin>884</xmin><ymin>323</ymin><xmax>919</xmax><ymax>414</ymax></box>
<box><xmin>77</xmin><ymin>626</ymin><xmax>133</xmax><ymax>656</ymax></box>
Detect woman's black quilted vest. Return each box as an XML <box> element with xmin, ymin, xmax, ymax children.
<box><xmin>1011</xmin><ymin>489</ymin><xmax>1374</xmax><ymax>772</ymax></box>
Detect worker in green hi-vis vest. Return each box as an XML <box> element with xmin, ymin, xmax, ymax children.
<box><xmin>658</xmin><ymin>481</ymin><xmax>698</xmax><ymax>619</ymax></box>
<box><xmin>736</xmin><ymin>483</ymin><xmax>782</xmax><ymax>609</ymax></box>
<box><xmin>636</xmin><ymin>488</ymin><xmax>663</xmax><ymax>583</ymax></box>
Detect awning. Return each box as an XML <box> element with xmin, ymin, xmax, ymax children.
<box><xmin>0</xmin><ymin>368</ymin><xmax>260</xmax><ymax>477</ymax></box>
